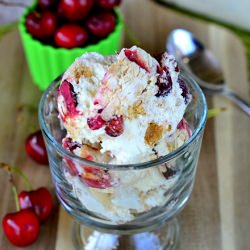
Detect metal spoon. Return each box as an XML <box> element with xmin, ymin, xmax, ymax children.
<box><xmin>167</xmin><ymin>28</ymin><xmax>250</xmax><ymax>116</ymax></box>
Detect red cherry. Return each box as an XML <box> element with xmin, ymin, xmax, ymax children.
<box><xmin>124</xmin><ymin>49</ymin><xmax>150</xmax><ymax>72</ymax></box>
<box><xmin>25</xmin><ymin>130</ymin><xmax>49</xmax><ymax>165</ymax></box>
<box><xmin>86</xmin><ymin>11</ymin><xmax>116</xmax><ymax>37</ymax></box>
<box><xmin>178</xmin><ymin>78</ymin><xmax>190</xmax><ymax>104</ymax></box>
<box><xmin>155</xmin><ymin>66</ymin><xmax>173</xmax><ymax>97</ymax></box>
<box><xmin>38</xmin><ymin>0</ymin><xmax>56</xmax><ymax>9</ymax></box>
<box><xmin>87</xmin><ymin>115</ymin><xmax>106</xmax><ymax>130</ymax></box>
<box><xmin>58</xmin><ymin>80</ymin><xmax>79</xmax><ymax>119</ymax></box>
<box><xmin>97</xmin><ymin>0</ymin><xmax>122</xmax><ymax>10</ymax></box>
<box><xmin>177</xmin><ymin>118</ymin><xmax>192</xmax><ymax>137</ymax></box>
<box><xmin>105</xmin><ymin>115</ymin><xmax>124</xmax><ymax>137</ymax></box>
<box><xmin>2</xmin><ymin>209</ymin><xmax>39</xmax><ymax>247</ymax></box>
<box><xmin>56</xmin><ymin>2</ymin><xmax>64</xmax><ymax>19</ymax></box>
<box><xmin>26</xmin><ymin>12</ymin><xmax>43</xmax><ymax>39</ymax></box>
<box><xmin>26</xmin><ymin>11</ymin><xmax>57</xmax><ymax>39</ymax></box>
<box><xmin>80</xmin><ymin>166</ymin><xmax>112</xmax><ymax>189</ymax></box>
<box><xmin>18</xmin><ymin>187</ymin><xmax>54</xmax><ymax>223</ymax></box>
<box><xmin>41</xmin><ymin>11</ymin><xmax>58</xmax><ymax>37</ymax></box>
<box><xmin>54</xmin><ymin>24</ymin><xmax>89</xmax><ymax>49</ymax></box>
<box><xmin>62</xmin><ymin>137</ymin><xmax>80</xmax><ymax>176</ymax></box>
<box><xmin>63</xmin><ymin>137</ymin><xmax>81</xmax><ymax>153</ymax></box>
<box><xmin>59</xmin><ymin>0</ymin><xmax>94</xmax><ymax>21</ymax></box>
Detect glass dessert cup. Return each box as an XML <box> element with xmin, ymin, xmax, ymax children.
<box><xmin>39</xmin><ymin>72</ymin><xmax>207</xmax><ymax>250</ymax></box>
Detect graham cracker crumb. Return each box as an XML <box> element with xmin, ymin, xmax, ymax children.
<box><xmin>167</xmin><ymin>124</ymin><xmax>172</xmax><ymax>132</ymax></box>
<box><xmin>73</xmin><ymin>65</ymin><xmax>93</xmax><ymax>82</ymax></box>
<box><xmin>167</xmin><ymin>142</ymin><xmax>174</xmax><ymax>152</ymax></box>
<box><xmin>80</xmin><ymin>145</ymin><xmax>90</xmax><ymax>158</ymax></box>
<box><xmin>128</xmin><ymin>100</ymin><xmax>146</xmax><ymax>119</ymax></box>
<box><xmin>66</xmin><ymin>120</ymin><xmax>80</xmax><ymax>139</ymax></box>
<box><xmin>144</xmin><ymin>122</ymin><xmax>164</xmax><ymax>146</ymax></box>
<box><xmin>88</xmin><ymin>89</ymin><xmax>96</xmax><ymax>98</ymax></box>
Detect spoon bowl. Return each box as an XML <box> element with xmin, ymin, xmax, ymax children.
<box><xmin>167</xmin><ymin>29</ymin><xmax>250</xmax><ymax>115</ymax></box>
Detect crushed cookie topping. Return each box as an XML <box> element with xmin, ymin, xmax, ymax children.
<box><xmin>167</xmin><ymin>124</ymin><xmax>172</xmax><ymax>132</ymax></box>
<box><xmin>144</xmin><ymin>122</ymin><xmax>164</xmax><ymax>146</ymax></box>
<box><xmin>73</xmin><ymin>65</ymin><xmax>93</xmax><ymax>82</ymax></box>
<box><xmin>128</xmin><ymin>100</ymin><xmax>146</xmax><ymax>119</ymax></box>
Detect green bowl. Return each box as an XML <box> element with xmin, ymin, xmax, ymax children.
<box><xmin>18</xmin><ymin>5</ymin><xmax>124</xmax><ymax>91</ymax></box>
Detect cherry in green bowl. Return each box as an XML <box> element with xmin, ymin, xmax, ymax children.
<box><xmin>18</xmin><ymin>3</ymin><xmax>123</xmax><ymax>91</ymax></box>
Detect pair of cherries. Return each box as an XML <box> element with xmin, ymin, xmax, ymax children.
<box><xmin>2</xmin><ymin>130</ymin><xmax>52</xmax><ymax>247</ymax></box>
<box><xmin>2</xmin><ymin>187</ymin><xmax>54</xmax><ymax>247</ymax></box>
<box><xmin>1</xmin><ymin>161</ymin><xmax>54</xmax><ymax>247</ymax></box>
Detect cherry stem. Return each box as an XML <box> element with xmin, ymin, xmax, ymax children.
<box><xmin>4</xmin><ymin>165</ymin><xmax>21</xmax><ymax>211</ymax></box>
<box><xmin>12</xmin><ymin>185</ymin><xmax>20</xmax><ymax>212</ymax></box>
<box><xmin>0</xmin><ymin>162</ymin><xmax>32</xmax><ymax>191</ymax></box>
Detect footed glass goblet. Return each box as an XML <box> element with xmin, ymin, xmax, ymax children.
<box><xmin>39</xmin><ymin>72</ymin><xmax>207</xmax><ymax>250</ymax></box>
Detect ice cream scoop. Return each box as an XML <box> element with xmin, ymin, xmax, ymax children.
<box><xmin>57</xmin><ymin>46</ymin><xmax>192</xmax><ymax>164</ymax></box>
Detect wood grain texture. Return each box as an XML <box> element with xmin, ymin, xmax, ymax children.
<box><xmin>0</xmin><ymin>29</ymin><xmax>58</xmax><ymax>250</ymax></box>
<box><xmin>0</xmin><ymin>0</ymin><xmax>249</xmax><ymax>249</ymax></box>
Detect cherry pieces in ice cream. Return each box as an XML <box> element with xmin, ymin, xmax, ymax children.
<box><xmin>178</xmin><ymin>78</ymin><xmax>190</xmax><ymax>104</ymax></box>
<box><xmin>87</xmin><ymin>115</ymin><xmax>106</xmax><ymax>130</ymax></box>
<box><xmin>177</xmin><ymin>118</ymin><xmax>192</xmax><ymax>138</ymax></box>
<box><xmin>58</xmin><ymin>80</ymin><xmax>79</xmax><ymax>119</ymax></box>
<box><xmin>87</xmin><ymin>114</ymin><xmax>124</xmax><ymax>137</ymax></box>
<box><xmin>63</xmin><ymin>137</ymin><xmax>81</xmax><ymax>153</ymax></box>
<box><xmin>124</xmin><ymin>49</ymin><xmax>150</xmax><ymax>72</ymax></box>
<box><xmin>62</xmin><ymin>138</ymin><xmax>81</xmax><ymax>176</ymax></box>
<box><xmin>80</xmin><ymin>166</ymin><xmax>112</xmax><ymax>189</ymax></box>
<box><xmin>105</xmin><ymin>115</ymin><xmax>124</xmax><ymax>137</ymax></box>
<box><xmin>155</xmin><ymin>67</ymin><xmax>173</xmax><ymax>97</ymax></box>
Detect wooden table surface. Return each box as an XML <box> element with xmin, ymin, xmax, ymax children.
<box><xmin>0</xmin><ymin>0</ymin><xmax>250</xmax><ymax>249</ymax></box>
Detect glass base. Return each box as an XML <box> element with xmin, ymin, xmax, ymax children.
<box><xmin>71</xmin><ymin>219</ymin><xmax>179</xmax><ymax>250</ymax></box>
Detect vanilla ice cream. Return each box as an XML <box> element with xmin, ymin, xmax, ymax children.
<box><xmin>58</xmin><ymin>46</ymin><xmax>192</xmax><ymax>223</ymax></box>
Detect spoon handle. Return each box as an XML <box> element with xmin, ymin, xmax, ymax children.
<box><xmin>222</xmin><ymin>88</ymin><xmax>250</xmax><ymax>116</ymax></box>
